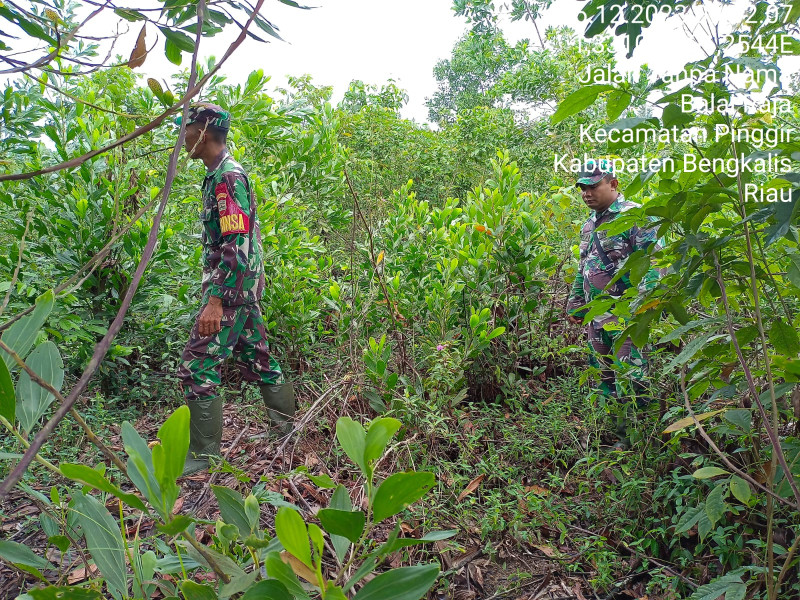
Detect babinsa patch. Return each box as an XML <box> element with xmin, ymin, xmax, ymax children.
<box><xmin>215</xmin><ymin>182</ymin><xmax>228</xmax><ymax>213</ymax></box>
<box><xmin>216</xmin><ymin>181</ymin><xmax>249</xmax><ymax>235</ymax></box>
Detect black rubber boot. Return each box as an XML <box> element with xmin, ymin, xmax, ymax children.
<box><xmin>259</xmin><ymin>382</ymin><xmax>295</xmax><ymax>438</ymax></box>
<box><xmin>182</xmin><ymin>396</ymin><xmax>223</xmax><ymax>476</ymax></box>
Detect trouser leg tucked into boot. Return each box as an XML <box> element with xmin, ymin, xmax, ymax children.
<box><xmin>259</xmin><ymin>382</ymin><xmax>295</xmax><ymax>437</ymax></box>
<box><xmin>182</xmin><ymin>396</ymin><xmax>223</xmax><ymax>476</ymax></box>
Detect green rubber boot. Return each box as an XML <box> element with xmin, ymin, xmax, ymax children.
<box><xmin>182</xmin><ymin>396</ymin><xmax>223</xmax><ymax>476</ymax></box>
<box><xmin>259</xmin><ymin>382</ymin><xmax>295</xmax><ymax>438</ymax></box>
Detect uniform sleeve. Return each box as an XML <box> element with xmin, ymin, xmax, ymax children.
<box><xmin>207</xmin><ymin>171</ymin><xmax>251</xmax><ymax>304</ymax></box>
<box><xmin>632</xmin><ymin>219</ymin><xmax>664</xmax><ymax>296</ymax></box>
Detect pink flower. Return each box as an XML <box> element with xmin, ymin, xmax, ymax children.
<box><xmin>437</xmin><ymin>344</ymin><xmax>444</xmax><ymax>351</ymax></box>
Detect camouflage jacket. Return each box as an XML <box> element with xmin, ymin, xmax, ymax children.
<box><xmin>199</xmin><ymin>151</ymin><xmax>265</xmax><ymax>306</ymax></box>
<box><xmin>567</xmin><ymin>194</ymin><xmax>661</xmax><ymax>326</ymax></box>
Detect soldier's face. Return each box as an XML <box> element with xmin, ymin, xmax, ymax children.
<box><xmin>184</xmin><ymin>123</ymin><xmax>206</xmax><ymax>158</ymax></box>
<box><xmin>579</xmin><ymin>177</ymin><xmax>618</xmax><ymax>211</ymax></box>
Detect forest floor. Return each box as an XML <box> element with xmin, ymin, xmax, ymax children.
<box><xmin>1</xmin><ymin>371</ymin><xmax>672</xmax><ymax>600</ymax></box>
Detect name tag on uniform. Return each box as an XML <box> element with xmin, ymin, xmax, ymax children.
<box><xmin>215</xmin><ymin>183</ymin><xmax>249</xmax><ymax>235</ymax></box>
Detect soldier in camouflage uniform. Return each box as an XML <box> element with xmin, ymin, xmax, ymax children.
<box><xmin>175</xmin><ymin>103</ymin><xmax>295</xmax><ymax>475</ymax></box>
<box><xmin>566</xmin><ymin>159</ymin><xmax>662</xmax><ymax>449</ymax></box>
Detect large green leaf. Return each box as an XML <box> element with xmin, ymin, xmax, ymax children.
<box><xmin>705</xmin><ymin>484</ymin><xmax>727</xmax><ymax>526</ymax></box>
<box><xmin>121</xmin><ymin>422</ymin><xmax>163</xmax><ymax>517</ymax></box>
<box><xmin>729</xmin><ymin>476</ymin><xmax>752</xmax><ymax>505</ymax></box>
<box><xmin>318</xmin><ymin>509</ymin><xmax>365</xmax><ymax>543</ymax></box>
<box><xmin>0</xmin><ymin>540</ymin><xmax>53</xmax><ymax>570</ymax></box>
<box><xmin>769</xmin><ymin>318</ymin><xmax>800</xmax><ymax>356</ymax></box>
<box><xmin>336</xmin><ymin>417</ymin><xmax>367</xmax><ymax>474</ymax></box>
<box><xmin>380</xmin><ymin>529</ymin><xmax>458</xmax><ymax>554</ymax></box>
<box><xmin>29</xmin><ymin>588</ymin><xmax>102</xmax><ymax>600</ymax></box>
<box><xmin>212</xmin><ymin>485</ymin><xmax>251</xmax><ymax>537</ymax></box>
<box><xmin>274</xmin><ymin>507</ymin><xmax>312</xmax><ymax>568</ymax></box>
<box><xmin>364</xmin><ymin>417</ymin><xmax>401</xmax><ymax>467</ymax></box>
<box><xmin>70</xmin><ymin>493</ymin><xmax>128</xmax><ymax>598</ymax></box>
<box><xmin>241</xmin><ymin>580</ymin><xmax>293</xmax><ymax>600</ymax></box>
<box><xmin>372</xmin><ymin>472</ymin><xmax>435</xmax><ymax>523</ymax></box>
<box><xmin>181</xmin><ymin>581</ymin><xmax>218</xmax><ymax>600</ymax></box>
<box><xmin>16</xmin><ymin>341</ymin><xmax>64</xmax><ymax>434</ymax></box>
<box><xmin>551</xmin><ymin>84</ymin><xmax>614</xmax><ymax>124</ymax></box>
<box><xmin>0</xmin><ymin>357</ymin><xmax>14</xmax><ymax>423</ymax></box>
<box><xmin>664</xmin><ymin>333</ymin><xmax>728</xmax><ymax>371</ymax></box>
<box><xmin>152</xmin><ymin>405</ymin><xmax>189</xmax><ymax>515</ymax></box>
<box><xmin>263</xmin><ymin>551</ymin><xmax>311</xmax><ymax>600</ymax></box>
<box><xmin>60</xmin><ymin>463</ymin><xmax>148</xmax><ymax>512</ymax></box>
<box><xmin>0</xmin><ymin>290</ymin><xmax>55</xmax><ymax>370</ymax></box>
<box><xmin>606</xmin><ymin>89</ymin><xmax>631</xmax><ymax>121</ymax></box>
<box><xmin>675</xmin><ymin>504</ymin><xmax>704</xmax><ymax>535</ymax></box>
<box><xmin>689</xmin><ymin>572</ymin><xmax>747</xmax><ymax>600</ymax></box>
<box><xmin>328</xmin><ymin>485</ymin><xmax>353</xmax><ymax>562</ymax></box>
<box><xmin>352</xmin><ymin>563</ymin><xmax>440</xmax><ymax>600</ymax></box>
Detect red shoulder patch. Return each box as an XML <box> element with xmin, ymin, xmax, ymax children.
<box><xmin>218</xmin><ymin>183</ymin><xmax>249</xmax><ymax>235</ymax></box>
<box><xmin>214</xmin><ymin>182</ymin><xmax>229</xmax><ymax>213</ymax></box>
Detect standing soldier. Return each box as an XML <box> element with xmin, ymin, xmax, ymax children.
<box><xmin>176</xmin><ymin>103</ymin><xmax>295</xmax><ymax>476</ymax></box>
<box><xmin>566</xmin><ymin>159</ymin><xmax>662</xmax><ymax>450</ymax></box>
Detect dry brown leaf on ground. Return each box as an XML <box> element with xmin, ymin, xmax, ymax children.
<box><xmin>457</xmin><ymin>474</ymin><xmax>485</xmax><ymax>501</ymax></box>
<box><xmin>533</xmin><ymin>544</ymin><xmax>557</xmax><ymax>558</ymax></box>
<box><xmin>524</xmin><ymin>485</ymin><xmax>550</xmax><ymax>496</ymax></box>
<box><xmin>68</xmin><ymin>563</ymin><xmax>99</xmax><ymax>584</ymax></box>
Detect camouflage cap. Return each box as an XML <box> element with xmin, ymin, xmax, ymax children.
<box><xmin>576</xmin><ymin>158</ymin><xmax>615</xmax><ymax>186</ymax></box>
<box><xmin>175</xmin><ymin>102</ymin><xmax>231</xmax><ymax>131</ymax></box>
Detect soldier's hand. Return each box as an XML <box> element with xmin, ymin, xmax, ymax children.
<box><xmin>199</xmin><ymin>297</ymin><xmax>223</xmax><ymax>337</ymax></box>
<box><xmin>567</xmin><ymin>315</ymin><xmax>583</xmax><ymax>325</ymax></box>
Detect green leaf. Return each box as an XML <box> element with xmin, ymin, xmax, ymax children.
<box><xmin>274</xmin><ymin>507</ymin><xmax>312</xmax><ymax>569</ymax></box>
<box><xmin>156</xmin><ymin>514</ymin><xmax>194</xmax><ymax>536</ymax></box>
<box><xmin>606</xmin><ymin>89</ymin><xmax>631</xmax><ymax>121</ymax></box>
<box><xmin>664</xmin><ymin>333</ymin><xmax>727</xmax><ymax>372</ymax></box>
<box><xmin>318</xmin><ymin>509</ymin><xmax>365</xmax><ymax>543</ymax></box>
<box><xmin>693</xmin><ymin>467</ymin><xmax>729</xmax><ymax>479</ymax></box>
<box><xmin>372</xmin><ymin>472</ymin><xmax>435</xmax><ymax>523</ymax></box>
<box><xmin>0</xmin><ymin>540</ymin><xmax>53</xmax><ymax>570</ymax></box>
<box><xmin>705</xmin><ymin>484</ymin><xmax>727</xmax><ymax>525</ymax></box>
<box><xmin>212</xmin><ymin>486</ymin><xmax>250</xmax><ymax>538</ymax></box>
<box><xmin>0</xmin><ymin>290</ymin><xmax>55</xmax><ymax>370</ymax></box>
<box><xmin>689</xmin><ymin>572</ymin><xmax>747</xmax><ymax>600</ymax></box>
<box><xmin>380</xmin><ymin>529</ymin><xmax>459</xmax><ymax>554</ymax></box>
<box><xmin>70</xmin><ymin>493</ymin><xmax>127</xmax><ymax>598</ymax></box>
<box><xmin>16</xmin><ymin>341</ymin><xmax>64</xmax><ymax>434</ymax></box>
<box><xmin>241</xmin><ymin>581</ymin><xmax>293</xmax><ymax>600</ymax></box>
<box><xmin>122</xmin><ymin>422</ymin><xmax>163</xmax><ymax>517</ymax></box>
<box><xmin>220</xmin><ymin>569</ymin><xmax>258</xmax><ymax>599</ymax></box>
<box><xmin>551</xmin><ymin>84</ymin><xmax>614</xmax><ymax>124</ymax></box>
<box><xmin>158</xmin><ymin>26</ymin><xmax>195</xmax><ymax>52</ymax></box>
<box><xmin>352</xmin><ymin>563</ymin><xmax>440</xmax><ymax>600</ymax></box>
<box><xmin>164</xmin><ymin>38</ymin><xmax>182</xmax><ymax>66</ymax></box>
<box><xmin>769</xmin><ymin>318</ymin><xmax>800</xmax><ymax>356</ymax></box>
<box><xmin>364</xmin><ymin>417</ymin><xmax>402</xmax><ymax>467</ymax></box>
<box><xmin>244</xmin><ymin>494</ymin><xmax>260</xmax><ymax>533</ymax></box>
<box><xmin>263</xmin><ymin>551</ymin><xmax>311</xmax><ymax>600</ymax></box>
<box><xmin>152</xmin><ymin>406</ymin><xmax>189</xmax><ymax>515</ymax></box>
<box><xmin>336</xmin><ymin>417</ymin><xmax>367</xmax><ymax>475</ymax></box>
<box><xmin>729</xmin><ymin>476</ymin><xmax>752</xmax><ymax>505</ymax></box>
<box><xmin>60</xmin><ymin>463</ymin><xmax>148</xmax><ymax>512</ymax></box>
<box><xmin>181</xmin><ymin>581</ymin><xmax>218</xmax><ymax>600</ymax></box>
<box><xmin>675</xmin><ymin>505</ymin><xmax>704</xmax><ymax>535</ymax></box>
<box><xmin>29</xmin><ymin>588</ymin><xmax>102</xmax><ymax>600</ymax></box>
<box><xmin>329</xmin><ymin>485</ymin><xmax>353</xmax><ymax>562</ymax></box>
<box><xmin>0</xmin><ymin>357</ymin><xmax>14</xmax><ymax>423</ymax></box>
<box><xmin>306</xmin><ymin>472</ymin><xmax>336</xmax><ymax>488</ymax></box>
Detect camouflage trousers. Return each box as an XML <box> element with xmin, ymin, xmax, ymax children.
<box><xmin>587</xmin><ymin>321</ymin><xmax>648</xmax><ymax>403</ymax></box>
<box><xmin>177</xmin><ymin>302</ymin><xmax>283</xmax><ymax>404</ymax></box>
